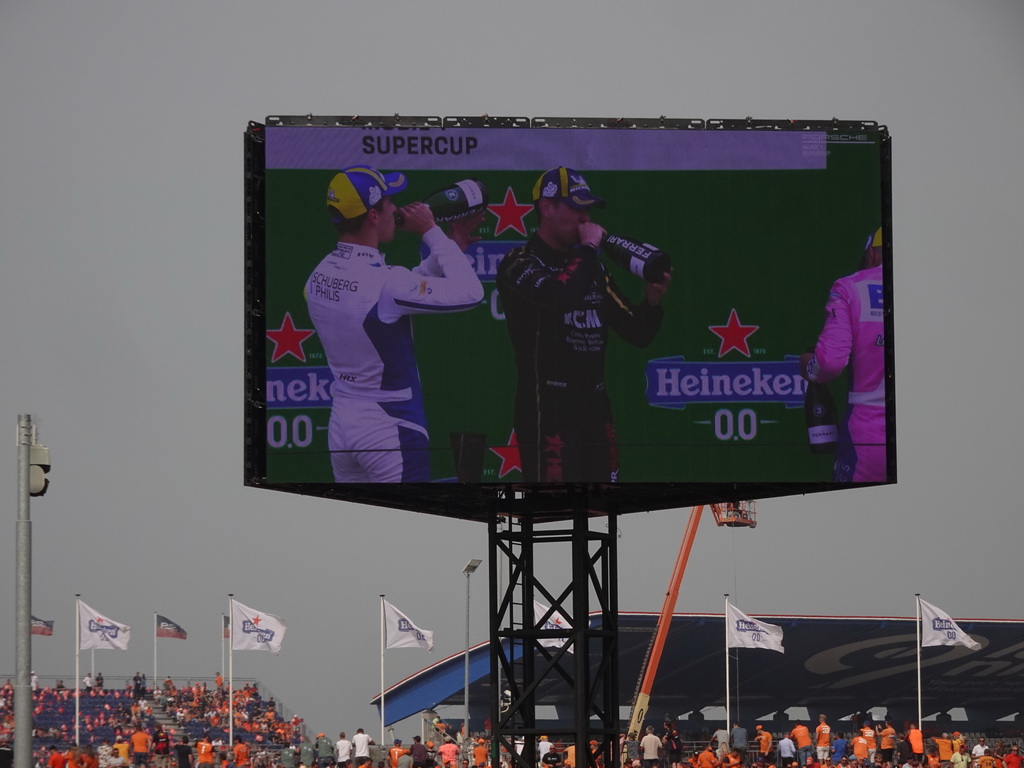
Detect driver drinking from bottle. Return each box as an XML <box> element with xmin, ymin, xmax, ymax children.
<box><xmin>496</xmin><ymin>166</ymin><xmax>671</xmax><ymax>482</ymax></box>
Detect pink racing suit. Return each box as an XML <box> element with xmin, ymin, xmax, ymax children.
<box><xmin>805</xmin><ymin>265</ymin><xmax>886</xmax><ymax>482</ymax></box>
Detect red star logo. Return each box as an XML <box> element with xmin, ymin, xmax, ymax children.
<box><xmin>487</xmin><ymin>187</ymin><xmax>533</xmax><ymax>237</ymax></box>
<box><xmin>489</xmin><ymin>430</ymin><xmax>522</xmax><ymax>478</ymax></box>
<box><xmin>267</xmin><ymin>312</ymin><xmax>315</xmax><ymax>363</ymax></box>
<box><xmin>708</xmin><ymin>308</ymin><xmax>759</xmax><ymax>358</ymax></box>
<box><xmin>250</xmin><ymin>615</ymin><xmax>262</xmax><ymax>626</ymax></box>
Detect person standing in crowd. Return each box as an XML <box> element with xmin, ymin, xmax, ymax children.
<box><xmin>971</xmin><ymin>740</ymin><xmax>990</xmax><ymax>768</ymax></box>
<box><xmin>906</xmin><ymin>726</ymin><xmax>924</xmax><ymax>764</ymax></box>
<box><xmin>233</xmin><ymin>739</ymin><xmax>250</xmax><ymax>768</ymax></box>
<box><xmin>437</xmin><ymin>741</ymin><xmax>459</xmax><ymax>768</ymax></box>
<box><xmin>336</xmin><ymin>735</ymin><xmax>353</xmax><ymax>768</ymax></box>
<box><xmin>131</xmin><ymin>725</ymin><xmax>152</xmax><ymax>768</ymax></box>
<box><xmin>791</xmin><ymin>723</ymin><xmax>813</xmax><ymax>767</ymax></box>
<box><xmin>315</xmin><ymin>734</ymin><xmax>335</xmax><ymax>768</ymax></box>
<box><xmin>929</xmin><ymin>736</ymin><xmax>952</xmax><ymax>768</ymax></box>
<box><xmin>351</xmin><ymin>731</ymin><xmax>370</xmax><ymax>768</ymax></box>
<box><xmin>472</xmin><ymin>739</ymin><xmax>489</xmax><ymax>768</ymax></box>
<box><xmin>815</xmin><ymin>717</ymin><xmax>832</xmax><ymax>764</ymax></box>
<box><xmin>173</xmin><ymin>737</ymin><xmax>193</xmax><ymax>768</ymax></box>
<box><xmin>879</xmin><ymin>723</ymin><xmax>897</xmax><ymax>767</ymax></box>
<box><xmin>697</xmin><ymin>746</ymin><xmax>719</xmax><ymax>768</ymax></box>
<box><xmin>153</xmin><ymin>729</ymin><xmax>171</xmax><ymax>768</ymax></box>
<box><xmin>731</xmin><ymin>723</ymin><xmax>749</xmax><ymax>766</ymax></box>
<box><xmin>951</xmin><ymin>746</ymin><xmax>970</xmax><ymax>768</ymax></box>
<box><xmin>754</xmin><ymin>727</ymin><xmax>772</xmax><ymax>763</ymax></box>
<box><xmin>779</xmin><ymin>733</ymin><xmax>797</xmax><ymax>768</ymax></box>
<box><xmin>860</xmin><ymin>723</ymin><xmax>877</xmax><ymax>765</ymax></box>
<box><xmin>389</xmin><ymin>741</ymin><xmax>409</xmax><ymax>768</ymax></box>
<box><xmin>298</xmin><ymin>737</ymin><xmax>316</xmax><ymax>768</ymax></box>
<box><xmin>98</xmin><ymin>740</ymin><xmax>113</xmax><ymax>768</ymax></box>
<box><xmin>832</xmin><ymin>735</ymin><xmax>848</xmax><ymax>764</ymax></box>
<box><xmin>640</xmin><ymin>727</ymin><xmax>663</xmax><ymax>768</ymax></box>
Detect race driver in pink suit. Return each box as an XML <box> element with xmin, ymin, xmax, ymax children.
<box><xmin>800</xmin><ymin>228</ymin><xmax>886</xmax><ymax>482</ymax></box>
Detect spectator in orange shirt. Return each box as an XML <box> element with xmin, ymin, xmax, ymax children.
<box><xmin>472</xmin><ymin>739</ymin><xmax>489</xmax><ymax>768</ymax></box>
<box><xmin>389</xmin><ymin>741</ymin><xmax>410</xmax><ymax>768</ymax></box>
<box><xmin>792</xmin><ymin>723</ymin><xmax>813</xmax><ymax>767</ymax></box>
<box><xmin>906</xmin><ymin>726</ymin><xmax>924</xmax><ymax>763</ymax></box>
<box><xmin>49</xmin><ymin>746</ymin><xmax>68</xmax><ymax>768</ymax></box>
<box><xmin>879</xmin><ymin>722</ymin><xmax>897</xmax><ymax>766</ymax></box>
<box><xmin>232</xmin><ymin>740</ymin><xmax>249</xmax><ymax>768</ymax></box>
<box><xmin>131</xmin><ymin>727</ymin><xmax>153</xmax><ymax>768</ymax></box>
<box><xmin>858</xmin><ymin>724</ymin><xmax>876</xmax><ymax>764</ymax></box>
<box><xmin>195</xmin><ymin>738</ymin><xmax>214</xmax><ymax>767</ymax></box>
<box><xmin>816</xmin><ymin>717</ymin><xmax>833</xmax><ymax>763</ymax></box>
<box><xmin>697</xmin><ymin>747</ymin><xmax>719</xmax><ymax>768</ymax></box>
<box><xmin>930</xmin><ymin>736</ymin><xmax>953</xmax><ymax>768</ymax></box>
<box><xmin>756</xmin><ymin>726</ymin><xmax>773</xmax><ymax>761</ymax></box>
<box><xmin>850</xmin><ymin>736</ymin><xmax>869</xmax><ymax>763</ymax></box>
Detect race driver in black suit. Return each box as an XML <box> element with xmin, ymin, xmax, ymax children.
<box><xmin>496</xmin><ymin>166</ymin><xmax>670</xmax><ymax>482</ymax></box>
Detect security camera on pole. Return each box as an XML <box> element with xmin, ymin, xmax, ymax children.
<box><xmin>15</xmin><ymin>414</ymin><xmax>51</xmax><ymax>768</ymax></box>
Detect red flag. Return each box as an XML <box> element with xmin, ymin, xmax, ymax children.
<box><xmin>31</xmin><ymin>616</ymin><xmax>54</xmax><ymax>636</ymax></box>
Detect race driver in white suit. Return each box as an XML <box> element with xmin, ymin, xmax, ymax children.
<box><xmin>305</xmin><ymin>165</ymin><xmax>484</xmax><ymax>482</ymax></box>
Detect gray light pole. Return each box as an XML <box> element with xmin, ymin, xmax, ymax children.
<box><xmin>16</xmin><ymin>415</ymin><xmax>49</xmax><ymax>768</ymax></box>
<box><xmin>463</xmin><ymin>559</ymin><xmax>482</xmax><ymax>768</ymax></box>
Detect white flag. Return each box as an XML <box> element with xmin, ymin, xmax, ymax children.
<box><xmin>231</xmin><ymin>599</ymin><xmax>287</xmax><ymax>654</ymax></box>
<box><xmin>534</xmin><ymin>600</ymin><xmax>573</xmax><ymax>652</ymax></box>
<box><xmin>725</xmin><ymin>603</ymin><xmax>784</xmax><ymax>653</ymax></box>
<box><xmin>383</xmin><ymin>600</ymin><xmax>433</xmax><ymax>651</ymax></box>
<box><xmin>78</xmin><ymin>600</ymin><xmax>131</xmax><ymax>651</ymax></box>
<box><xmin>920</xmin><ymin>599</ymin><xmax>982</xmax><ymax>651</ymax></box>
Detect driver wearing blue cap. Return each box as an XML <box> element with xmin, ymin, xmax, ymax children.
<box><xmin>305</xmin><ymin>165</ymin><xmax>484</xmax><ymax>482</ymax></box>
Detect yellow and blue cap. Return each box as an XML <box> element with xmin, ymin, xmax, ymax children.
<box><xmin>864</xmin><ymin>227</ymin><xmax>883</xmax><ymax>251</ymax></box>
<box><xmin>327</xmin><ymin>165</ymin><xmax>408</xmax><ymax>221</ymax></box>
<box><xmin>532</xmin><ymin>167</ymin><xmax>605</xmax><ymax>210</ymax></box>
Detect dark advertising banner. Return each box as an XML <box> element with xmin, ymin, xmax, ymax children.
<box><xmin>246</xmin><ymin>117</ymin><xmax>893</xmax><ymax>505</ymax></box>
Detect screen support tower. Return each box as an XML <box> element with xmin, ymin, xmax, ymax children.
<box><xmin>488</xmin><ymin>488</ymin><xmax>619</xmax><ymax>768</ymax></box>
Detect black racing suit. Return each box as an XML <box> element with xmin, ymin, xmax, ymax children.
<box><xmin>496</xmin><ymin>234</ymin><xmax>663</xmax><ymax>482</ymax></box>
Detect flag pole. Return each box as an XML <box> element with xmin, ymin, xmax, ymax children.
<box><xmin>915</xmin><ymin>593</ymin><xmax>922</xmax><ymax>729</ymax></box>
<box><xmin>380</xmin><ymin>595</ymin><xmax>386</xmax><ymax>749</ymax></box>
<box><xmin>154</xmin><ymin>613</ymin><xmax>158</xmax><ymax>690</ymax></box>
<box><xmin>75</xmin><ymin>594</ymin><xmax>81</xmax><ymax>745</ymax></box>
<box><xmin>724</xmin><ymin>594</ymin><xmax>730</xmax><ymax>733</ymax></box>
<box><xmin>221</xmin><ymin>614</ymin><xmax>226</xmax><ymax>681</ymax></box>
<box><xmin>229</xmin><ymin>594</ymin><xmax>235</xmax><ymax>746</ymax></box>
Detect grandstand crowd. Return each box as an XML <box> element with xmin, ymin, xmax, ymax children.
<box><xmin>2</xmin><ymin>680</ymin><xmax>1021</xmax><ymax>768</ymax></box>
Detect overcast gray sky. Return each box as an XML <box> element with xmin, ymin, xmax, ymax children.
<box><xmin>2</xmin><ymin>0</ymin><xmax>1023</xmax><ymax>741</ymax></box>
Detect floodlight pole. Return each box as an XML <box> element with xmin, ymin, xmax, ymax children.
<box><xmin>14</xmin><ymin>416</ymin><xmax>36</xmax><ymax>768</ymax></box>
<box><xmin>463</xmin><ymin>559</ymin><xmax>482</xmax><ymax>767</ymax></box>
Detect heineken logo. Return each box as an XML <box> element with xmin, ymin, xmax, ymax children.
<box><xmin>242</xmin><ymin>619</ymin><xmax>276</xmax><ymax>644</ymax></box>
<box><xmin>646</xmin><ymin>357</ymin><xmax>806</xmax><ymax>409</ymax></box>
<box><xmin>397</xmin><ymin>618</ymin><xmax>428</xmax><ymax>643</ymax></box>
<box><xmin>88</xmin><ymin>619</ymin><xmax>122</xmax><ymax>640</ymax></box>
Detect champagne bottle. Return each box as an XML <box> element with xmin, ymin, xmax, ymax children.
<box><xmin>804</xmin><ymin>381</ymin><xmax>838</xmax><ymax>454</ymax></box>
<box><xmin>600</xmin><ymin>234</ymin><xmax>672</xmax><ymax>283</ymax></box>
<box><xmin>421</xmin><ymin>179</ymin><xmax>489</xmax><ymax>223</ymax></box>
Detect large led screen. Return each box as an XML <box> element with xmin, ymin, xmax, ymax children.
<box><xmin>244</xmin><ymin>117</ymin><xmax>894</xmax><ymax>512</ymax></box>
